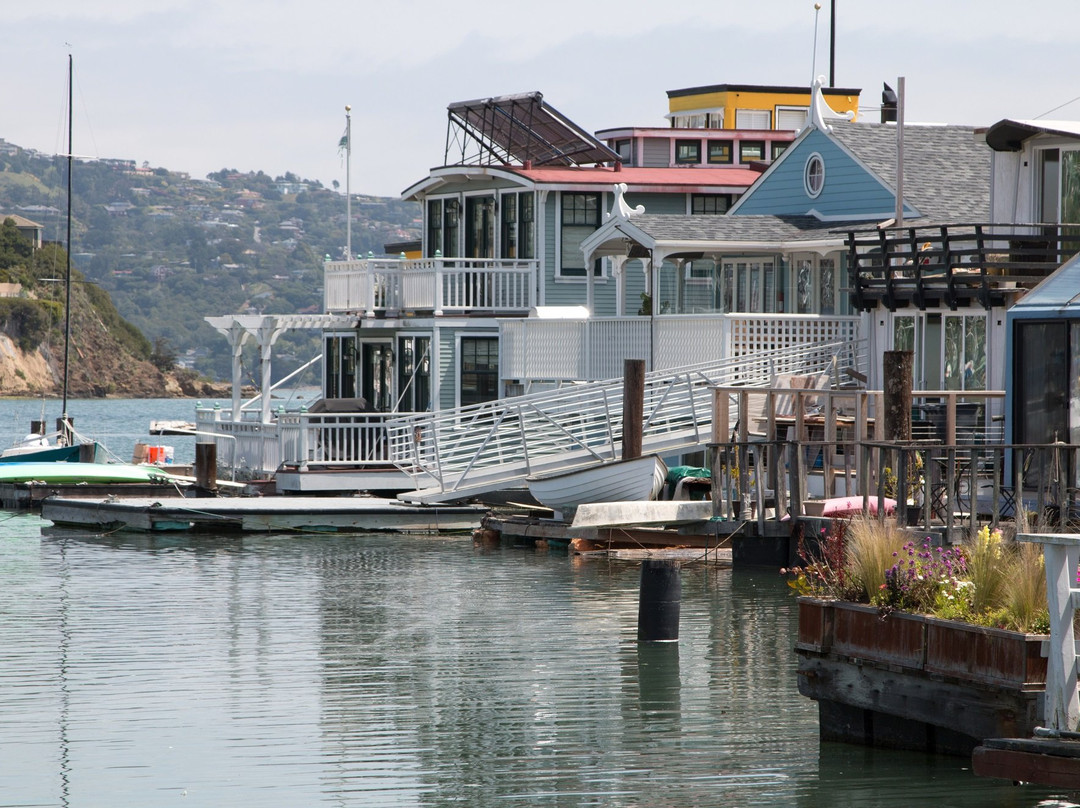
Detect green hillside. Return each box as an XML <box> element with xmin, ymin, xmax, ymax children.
<box><xmin>0</xmin><ymin>146</ymin><xmax>420</xmax><ymax>383</ymax></box>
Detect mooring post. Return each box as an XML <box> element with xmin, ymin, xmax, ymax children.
<box><xmin>883</xmin><ymin>350</ymin><xmax>913</xmax><ymax>442</ymax></box>
<box><xmin>623</xmin><ymin>359</ymin><xmax>645</xmax><ymax>461</ymax></box>
<box><xmin>637</xmin><ymin>559</ymin><xmax>681</xmax><ymax>642</ymax></box>
<box><xmin>1017</xmin><ymin>533</ymin><xmax>1080</xmax><ymax>732</ymax></box>
<box><xmin>194</xmin><ymin>440</ymin><xmax>218</xmax><ymax>498</ymax></box>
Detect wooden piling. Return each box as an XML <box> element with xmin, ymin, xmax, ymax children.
<box><xmin>623</xmin><ymin>359</ymin><xmax>645</xmax><ymax>461</ymax></box>
<box><xmin>883</xmin><ymin>350</ymin><xmax>913</xmax><ymax>442</ymax></box>
<box><xmin>194</xmin><ymin>441</ymin><xmax>218</xmax><ymax>497</ymax></box>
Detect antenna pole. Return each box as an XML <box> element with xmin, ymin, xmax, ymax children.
<box><xmin>811</xmin><ymin>3</ymin><xmax>822</xmax><ymax>85</ymax></box>
<box><xmin>62</xmin><ymin>53</ymin><xmax>73</xmax><ymax>437</ymax></box>
<box><xmin>345</xmin><ymin>105</ymin><xmax>352</xmax><ymax>259</ymax></box>
<box><xmin>829</xmin><ymin>0</ymin><xmax>836</xmax><ymax>86</ymax></box>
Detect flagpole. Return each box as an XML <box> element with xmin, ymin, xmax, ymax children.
<box><xmin>345</xmin><ymin>105</ymin><xmax>352</xmax><ymax>259</ymax></box>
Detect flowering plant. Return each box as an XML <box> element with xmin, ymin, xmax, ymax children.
<box><xmin>877</xmin><ymin>538</ymin><xmax>969</xmax><ymax>615</ymax></box>
<box><xmin>782</xmin><ymin>517</ymin><xmax>1049</xmax><ymax>633</ymax></box>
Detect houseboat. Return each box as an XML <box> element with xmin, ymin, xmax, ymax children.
<box><xmin>199</xmin><ymin>78</ymin><xmax>1079</xmax><ymax>503</ymax></box>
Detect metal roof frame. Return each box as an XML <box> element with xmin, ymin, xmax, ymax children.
<box><xmin>443</xmin><ymin>91</ymin><xmax>619</xmax><ymax>167</ymax></box>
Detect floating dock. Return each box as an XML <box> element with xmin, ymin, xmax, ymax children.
<box><xmin>40</xmin><ymin>495</ymin><xmax>487</xmax><ymax>534</ymax></box>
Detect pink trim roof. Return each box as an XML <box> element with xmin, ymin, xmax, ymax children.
<box><xmin>512</xmin><ymin>165</ymin><xmax>761</xmax><ymax>190</ymax></box>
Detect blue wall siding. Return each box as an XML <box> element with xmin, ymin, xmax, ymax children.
<box><xmin>734</xmin><ymin>129</ymin><xmax>913</xmax><ymax>218</ymax></box>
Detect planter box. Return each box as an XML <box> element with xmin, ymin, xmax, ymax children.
<box><xmin>831</xmin><ymin>600</ymin><xmax>928</xmax><ymax>670</ymax></box>
<box><xmin>797</xmin><ymin>598</ymin><xmax>1049</xmax><ymax>686</ymax></box>
<box><xmin>796</xmin><ymin>597</ymin><xmax>834</xmax><ymax>652</ymax></box>
<box><xmin>924</xmin><ymin>616</ymin><xmax>1047</xmax><ymax>690</ymax></box>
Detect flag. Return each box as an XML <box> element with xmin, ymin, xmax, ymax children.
<box><xmin>338</xmin><ymin>129</ymin><xmax>349</xmax><ymax>156</ymax></box>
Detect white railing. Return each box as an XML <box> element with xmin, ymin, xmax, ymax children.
<box><xmin>277</xmin><ymin>412</ymin><xmax>398</xmax><ymax>469</ymax></box>
<box><xmin>196</xmin><ymin>407</ymin><xmax>405</xmax><ymax>474</ymax></box>
<box><xmin>499</xmin><ymin>313</ymin><xmax>862</xmax><ymax>382</ymax></box>
<box><xmin>324</xmin><ymin>257</ymin><xmax>538</xmax><ymax>315</ymax></box>
<box><xmin>195</xmin><ymin>408</ymin><xmax>281</xmax><ymax>476</ymax></box>
<box><xmin>387</xmin><ymin>339</ymin><xmax>865</xmax><ymax>502</ymax></box>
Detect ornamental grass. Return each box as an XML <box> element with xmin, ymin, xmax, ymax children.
<box><xmin>784</xmin><ymin>518</ymin><xmax>1049</xmax><ymax>633</ymax></box>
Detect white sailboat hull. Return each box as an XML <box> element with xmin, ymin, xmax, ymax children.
<box><xmin>527</xmin><ymin>455</ymin><xmax>668</xmax><ymax>514</ymax></box>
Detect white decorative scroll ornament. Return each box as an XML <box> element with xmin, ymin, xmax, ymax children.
<box><xmin>608</xmin><ymin>182</ymin><xmax>645</xmax><ymax>220</ymax></box>
<box><xmin>808</xmin><ymin>75</ymin><xmax>855</xmax><ymax>133</ymax></box>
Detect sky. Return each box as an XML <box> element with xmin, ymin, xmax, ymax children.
<box><xmin>4</xmin><ymin>0</ymin><xmax>1080</xmax><ymax>198</ymax></box>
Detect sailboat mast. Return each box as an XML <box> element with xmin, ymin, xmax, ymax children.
<box><xmin>61</xmin><ymin>53</ymin><xmax>73</xmax><ymax>431</ymax></box>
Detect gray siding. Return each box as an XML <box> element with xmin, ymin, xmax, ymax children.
<box><xmin>625</xmin><ymin>192</ymin><xmax>688</xmax><ymax>215</ymax></box>
<box><xmin>641</xmin><ymin>138</ymin><xmax>670</xmax><ymax>168</ymax></box>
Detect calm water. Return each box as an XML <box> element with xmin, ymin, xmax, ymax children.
<box><xmin>0</xmin><ymin>397</ymin><xmax>229</xmax><ymax>466</ymax></box>
<box><xmin>0</xmin><ymin>399</ymin><xmax>1075</xmax><ymax>806</ymax></box>
<box><xmin>0</xmin><ymin>517</ymin><xmax>1073</xmax><ymax>807</ymax></box>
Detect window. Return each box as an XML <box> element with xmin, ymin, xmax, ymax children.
<box><xmin>675</xmin><ymin>140</ymin><xmax>701</xmax><ymax>164</ymax></box>
<box><xmin>443</xmin><ymin>199</ymin><xmax>460</xmax><ymax>257</ymax></box>
<box><xmin>614</xmin><ymin>139</ymin><xmax>633</xmax><ymax>162</ymax></box>
<box><xmin>501</xmin><ymin>193</ymin><xmax>518</xmax><ymax>259</ymax></box>
<box><xmin>460</xmin><ymin>337</ymin><xmax>498</xmax><ymax>406</ymax></box>
<box><xmin>426</xmin><ymin>200</ymin><xmax>442</xmax><ymax>257</ymax></box>
<box><xmin>519</xmin><ymin>193</ymin><xmax>535</xmax><ymax>260</ymax></box>
<box><xmin>706</xmin><ymin>141</ymin><xmax>733</xmax><ymax>164</ymax></box>
<box><xmin>943</xmin><ymin>314</ymin><xmax>986</xmax><ymax>391</ymax></box>
<box><xmin>361</xmin><ymin>342</ymin><xmax>393</xmax><ymax>412</ymax></box>
<box><xmin>772</xmin><ymin>142</ymin><xmax>789</xmax><ymax>160</ymax></box>
<box><xmin>465</xmin><ymin>196</ymin><xmax>494</xmax><ymax>258</ymax></box>
<box><xmin>500</xmin><ymin>192</ymin><xmax>536</xmax><ymax>260</ymax></box>
<box><xmin>719</xmin><ymin>258</ymin><xmax>777</xmax><ymax>313</ymax></box>
<box><xmin>775</xmin><ymin>106</ymin><xmax>809</xmax><ymax>131</ymax></box>
<box><xmin>397</xmin><ymin>336</ymin><xmax>430</xmax><ymax>412</ymax></box>
<box><xmin>560</xmin><ymin>192</ymin><xmax>601</xmax><ymax>277</ymax></box>
<box><xmin>804</xmin><ymin>153</ymin><xmax>825</xmax><ymax>198</ymax></box>
<box><xmin>735</xmin><ymin>109</ymin><xmax>770</xmax><ymax>129</ymax></box>
<box><xmin>691</xmin><ymin>194</ymin><xmax>731</xmax><ymax>215</ymax></box>
<box><xmin>739</xmin><ymin>141</ymin><xmax>765</xmax><ymax>163</ymax></box>
<box><xmin>324</xmin><ymin>335</ymin><xmax>356</xmax><ymax>399</ymax></box>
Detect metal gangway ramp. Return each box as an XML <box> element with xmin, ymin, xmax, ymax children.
<box><xmin>387</xmin><ymin>340</ymin><xmax>862</xmax><ymax>504</ymax></box>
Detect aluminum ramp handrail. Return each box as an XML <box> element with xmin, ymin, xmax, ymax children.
<box><xmin>388</xmin><ymin>339</ymin><xmax>865</xmax><ymax>504</ymax></box>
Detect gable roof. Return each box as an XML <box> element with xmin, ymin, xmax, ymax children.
<box><xmin>828</xmin><ymin>122</ymin><xmax>990</xmax><ymax>222</ymax></box>
<box><xmin>728</xmin><ymin>120</ymin><xmax>989</xmax><ymax>223</ymax></box>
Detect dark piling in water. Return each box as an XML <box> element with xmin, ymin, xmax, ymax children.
<box><xmin>637</xmin><ymin>559</ymin><xmax>681</xmax><ymax>642</ymax></box>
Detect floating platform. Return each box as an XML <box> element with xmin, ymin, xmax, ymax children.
<box><xmin>483</xmin><ymin>513</ymin><xmax>732</xmax><ymax>560</ymax></box>
<box><xmin>974</xmin><ymin>735</ymin><xmax>1080</xmax><ymax>789</ymax></box>
<box><xmin>40</xmin><ymin>495</ymin><xmax>487</xmax><ymax>534</ymax></box>
<box><xmin>0</xmin><ymin>481</ymin><xmax>188</xmax><ymax>510</ymax></box>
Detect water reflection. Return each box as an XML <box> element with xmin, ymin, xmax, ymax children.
<box><xmin>1</xmin><ymin>524</ymin><xmax>1075</xmax><ymax>806</ymax></box>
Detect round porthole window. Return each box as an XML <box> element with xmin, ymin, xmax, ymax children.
<box><xmin>804</xmin><ymin>153</ymin><xmax>825</xmax><ymax>198</ymax></box>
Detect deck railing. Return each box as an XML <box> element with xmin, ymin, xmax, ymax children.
<box><xmin>277</xmin><ymin>411</ymin><xmax>397</xmax><ymax>468</ymax></box>
<box><xmin>847</xmin><ymin>222</ymin><xmax>1080</xmax><ymax>310</ymax></box>
<box><xmin>499</xmin><ymin>313</ymin><xmax>862</xmax><ymax>383</ymax></box>
<box><xmin>324</xmin><ymin>257</ymin><xmax>538</xmax><ymax>315</ymax></box>
<box><xmin>712</xmin><ymin>436</ymin><xmax>1077</xmax><ymax>538</ymax></box>
<box><xmin>195</xmin><ymin>408</ymin><xmax>280</xmax><ymax>477</ymax></box>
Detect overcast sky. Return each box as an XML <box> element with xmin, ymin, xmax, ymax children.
<box><xmin>4</xmin><ymin>1</ymin><xmax>1079</xmax><ymax>198</ymax></box>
